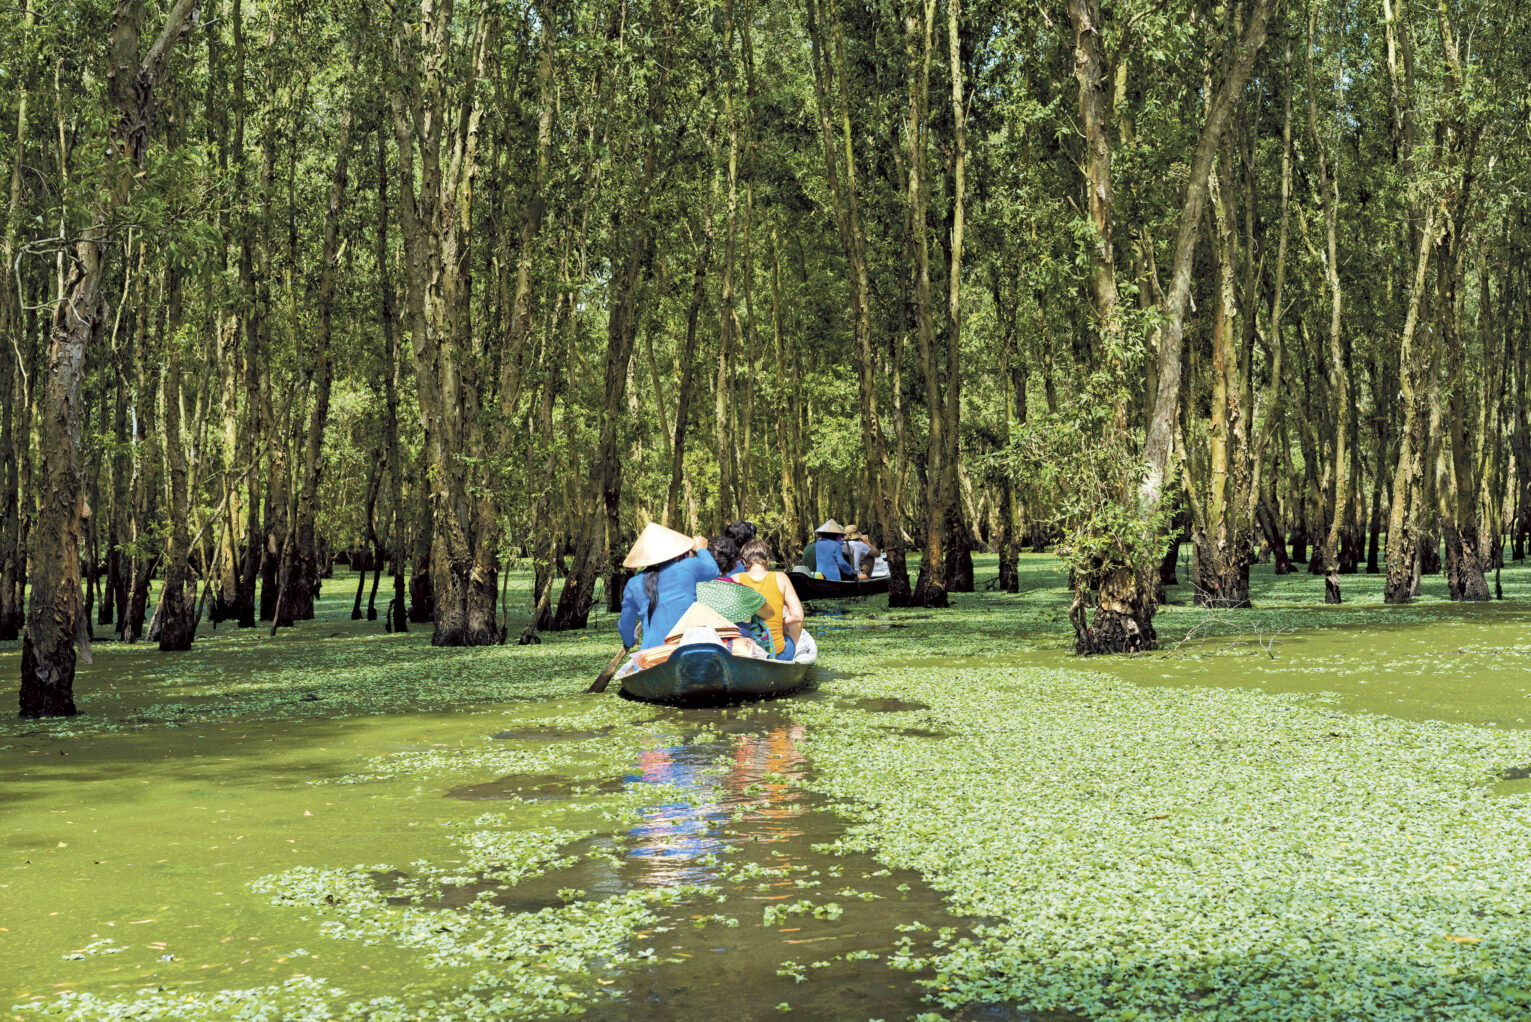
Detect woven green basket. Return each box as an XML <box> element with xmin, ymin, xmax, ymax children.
<box><xmin>695</xmin><ymin>579</ymin><xmax>766</xmax><ymax>622</ymax></box>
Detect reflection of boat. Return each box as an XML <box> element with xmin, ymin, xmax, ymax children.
<box><xmin>620</xmin><ymin>644</ymin><xmax>810</xmax><ymax>705</ymax></box>
<box><xmin>625</xmin><ymin>724</ymin><xmax>808</xmax><ymax>884</ymax></box>
<box><xmin>786</xmin><ymin>571</ymin><xmax>890</xmax><ymax>601</ymax></box>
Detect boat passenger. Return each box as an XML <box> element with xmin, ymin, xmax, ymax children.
<box><xmin>618</xmin><ymin>523</ymin><xmax>719</xmax><ymax>651</ymax></box>
<box><xmin>724</xmin><ymin>520</ymin><xmax>757</xmax><ymax>571</ymax></box>
<box><xmin>708</xmin><ymin>535</ymin><xmax>740</xmax><ymax>580</ymax></box>
<box><xmin>696</xmin><ymin>572</ymin><xmax>772</xmax><ymax>651</ymax></box>
<box><xmin>845</xmin><ymin>525</ymin><xmax>873</xmax><ymax>580</ymax></box>
<box><xmin>812</xmin><ymin>519</ymin><xmax>857</xmax><ymax>582</ymax></box>
<box><xmin>634</xmin><ymin>601</ymin><xmax>766</xmax><ymax>669</ymax></box>
<box><xmin>732</xmin><ymin>539</ymin><xmax>805</xmax><ymax>661</ymax></box>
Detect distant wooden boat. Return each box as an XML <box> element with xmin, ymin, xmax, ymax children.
<box><xmin>786</xmin><ymin>571</ymin><xmax>891</xmax><ymax>601</ymax></box>
<box><xmin>620</xmin><ymin>644</ymin><xmax>810</xmax><ymax>705</ymax></box>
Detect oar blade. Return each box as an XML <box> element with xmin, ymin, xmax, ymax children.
<box><xmin>587</xmin><ymin>646</ymin><xmax>631</xmax><ymax>694</ymax></box>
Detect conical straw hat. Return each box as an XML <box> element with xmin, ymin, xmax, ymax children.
<box><xmin>814</xmin><ymin>519</ymin><xmax>845</xmax><ymax>535</ymax></box>
<box><xmin>624</xmin><ymin>522</ymin><xmax>694</xmax><ymax>569</ymax></box>
<box><xmin>664</xmin><ymin>601</ymin><xmax>742</xmax><ymax>642</ymax></box>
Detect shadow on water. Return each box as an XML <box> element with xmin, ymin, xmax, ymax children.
<box><xmin>442</xmin><ymin>703</ymin><xmax>1058</xmax><ymax>1022</ymax></box>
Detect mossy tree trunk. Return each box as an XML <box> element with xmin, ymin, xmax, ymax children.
<box><xmin>387</xmin><ymin>0</ymin><xmax>500</xmax><ymax>646</ymax></box>
<box><xmin>804</xmin><ymin>0</ymin><xmax>911</xmax><ymax>608</ymax></box>
<box><xmin>21</xmin><ymin>0</ymin><xmax>200</xmax><ymax>714</ymax></box>
<box><xmin>285</xmin><ymin>54</ymin><xmax>357</xmax><ymax>625</ymax></box>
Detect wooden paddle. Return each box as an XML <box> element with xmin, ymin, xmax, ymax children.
<box><xmin>586</xmin><ymin>645</ymin><xmax>632</xmax><ymax>694</ymax></box>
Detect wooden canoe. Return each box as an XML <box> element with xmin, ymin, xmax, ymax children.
<box><xmin>786</xmin><ymin>571</ymin><xmax>891</xmax><ymax>602</ymax></box>
<box><xmin>619</xmin><ymin>644</ymin><xmax>811</xmax><ymax>705</ymax></box>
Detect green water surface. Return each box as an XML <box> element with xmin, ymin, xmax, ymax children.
<box><xmin>4</xmin><ymin>556</ymin><xmax>1531</xmax><ymax>1021</ymax></box>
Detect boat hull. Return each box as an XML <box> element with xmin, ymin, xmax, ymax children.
<box><xmin>619</xmin><ymin>644</ymin><xmax>810</xmax><ymax>705</ymax></box>
<box><xmin>786</xmin><ymin>572</ymin><xmax>891</xmax><ymax>601</ymax></box>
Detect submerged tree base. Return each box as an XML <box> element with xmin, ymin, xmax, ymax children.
<box><xmin>1071</xmin><ymin>570</ymin><xmax>1157</xmax><ymax>655</ymax></box>
<box><xmin>18</xmin><ymin>636</ymin><xmax>79</xmax><ymax>718</ymax></box>
<box><xmin>893</xmin><ymin>582</ymin><xmax>950</xmax><ymax>609</ymax></box>
<box><xmin>1192</xmin><ymin>564</ymin><xmax>1253</xmax><ymax>609</ymax></box>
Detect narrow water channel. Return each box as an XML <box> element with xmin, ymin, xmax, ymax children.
<box><xmin>455</xmin><ymin>699</ymin><xmax>1044</xmax><ymax>1021</ymax></box>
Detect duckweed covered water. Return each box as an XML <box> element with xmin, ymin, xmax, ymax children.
<box><xmin>5</xmin><ymin>556</ymin><xmax>1531</xmax><ymax>1020</ymax></box>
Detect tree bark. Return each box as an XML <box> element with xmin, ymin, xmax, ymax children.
<box><xmin>1139</xmin><ymin>0</ymin><xmax>1276</xmax><ymax>508</ymax></box>
<box><xmin>1189</xmin><ymin>144</ymin><xmax>1254</xmax><ymax>609</ymax></box>
<box><xmin>158</xmin><ymin>308</ymin><xmax>197</xmax><ymax>651</ymax></box>
<box><xmin>554</xmin><ymin>3</ymin><xmax>674</xmax><ymax>629</ymax></box>
<box><xmin>941</xmin><ymin>0</ymin><xmax>972</xmax><ymax>594</ymax></box>
<box><xmin>388</xmin><ymin>1</ymin><xmax>500</xmax><ymax>645</ymax></box>
<box><xmin>374</xmin><ymin>123</ymin><xmax>409</xmax><ymax>634</ymax></box>
<box><xmin>798</xmin><ymin>0</ymin><xmax>910</xmax><ymax>601</ymax></box>
<box><xmin>284</xmin><ymin>54</ymin><xmax>358</xmax><ymax>624</ymax></box>
<box><xmin>1302</xmin><ymin>0</ymin><xmax>1348</xmax><ymax>604</ymax></box>
<box><xmin>906</xmin><ymin>0</ymin><xmax>948</xmax><ymax>608</ymax></box>
<box><xmin>715</xmin><ymin>4</ymin><xmax>742</xmax><ymax>527</ymax></box>
<box><xmin>22</xmin><ymin>0</ymin><xmax>199</xmax><ymax>715</ymax></box>
<box><xmin>1063</xmin><ymin>0</ymin><xmax>1161</xmax><ymax>646</ymax></box>
<box><xmin>0</xmin><ymin>5</ymin><xmax>32</xmax><ymax>643</ymax></box>
<box><xmin>408</xmin><ymin>446</ymin><xmax>434</xmax><ymax>623</ymax></box>
<box><xmin>665</xmin><ymin>122</ymin><xmax>719</xmax><ymax>530</ymax></box>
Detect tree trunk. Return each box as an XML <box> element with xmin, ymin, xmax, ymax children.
<box><xmin>1437</xmin><ymin>223</ymin><xmax>1489</xmax><ymax>602</ymax></box>
<box><xmin>802</xmin><ymin>0</ymin><xmax>911</xmax><ymax>605</ymax></box>
<box><xmin>22</xmin><ymin>0</ymin><xmax>199</xmax><ymax>714</ymax></box>
<box><xmin>285</xmin><ymin>61</ymin><xmax>357</xmax><ymax>623</ymax></box>
<box><xmin>351</xmin><ymin>547</ymin><xmax>369</xmax><ymax>621</ymax></box>
<box><xmin>353</xmin><ymin>468</ymin><xmax>381</xmax><ymax>621</ymax></box>
<box><xmin>258</xmin><ymin>388</ymin><xmax>291</xmax><ymax>623</ymax></box>
<box><xmin>123</xmin><ymin>265</ymin><xmax>162</xmax><ymax>643</ymax></box>
<box><xmin>0</xmin><ymin>3</ymin><xmax>33</xmax><ymax>643</ymax></box>
<box><xmin>408</xmin><ymin>447</ymin><xmax>434</xmax><ymax>623</ymax></box>
<box><xmin>905</xmin><ymin>0</ymin><xmax>949</xmax><ymax>607</ymax></box>
<box><xmin>211</xmin><ymin>0</ymin><xmax>253</xmax><ymax>629</ymax></box>
<box><xmin>1304</xmin><ymin>0</ymin><xmax>1348</xmax><ymax>604</ymax></box>
<box><xmin>994</xmin><ymin>274</ymin><xmax>1024</xmax><ymax>594</ymax></box>
<box><xmin>1189</xmin><ymin>144</ymin><xmax>1254</xmax><ymax>610</ymax></box>
<box><xmin>553</xmin><ymin>6</ymin><xmax>673</xmax><ymax>629</ymax></box>
<box><xmin>1139</xmin><ymin>0</ymin><xmax>1276</xmax><ymax>507</ymax></box>
<box><xmin>158</xmin><ymin>314</ymin><xmax>197</xmax><ymax>652</ymax></box>
<box><xmin>1062</xmin><ymin>0</ymin><xmax>1162</xmax><ymax>645</ymax></box>
<box><xmin>520</xmin><ymin>269</ymin><xmax>570</xmax><ymax>643</ymax></box>
<box><xmin>1430</xmin><ymin>0</ymin><xmax>1488</xmax><ymax>603</ymax></box>
<box><xmin>940</xmin><ymin>0</ymin><xmax>971</xmax><ymax>595</ymax></box>
<box><xmin>1072</xmin><ymin>567</ymin><xmax>1157</xmax><ymax>655</ymax></box>
<box><xmin>388</xmin><ymin>2</ymin><xmax>500</xmax><ymax>646</ymax></box>
<box><xmin>769</xmin><ymin>228</ymin><xmax>800</xmax><ymax>554</ymax></box>
<box><xmin>664</xmin><ymin>127</ymin><xmax>719</xmax><ymax>530</ymax></box>
<box><xmin>0</xmin><ymin>353</ymin><xmax>22</xmax><ymax>642</ymax></box>
<box><xmin>375</xmin><ymin>123</ymin><xmax>409</xmax><ymax>634</ymax></box>
<box><xmin>715</xmin><ymin>10</ymin><xmax>742</xmax><ymax>527</ymax></box>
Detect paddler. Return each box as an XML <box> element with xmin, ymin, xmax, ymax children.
<box><xmin>618</xmin><ymin>523</ymin><xmax>719</xmax><ymax>650</ymax></box>
<box><xmin>812</xmin><ymin>519</ymin><xmax>857</xmax><ymax>581</ymax></box>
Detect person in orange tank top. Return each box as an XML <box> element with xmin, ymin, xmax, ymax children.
<box><xmin>731</xmin><ymin>539</ymin><xmax>804</xmax><ymax>660</ymax></box>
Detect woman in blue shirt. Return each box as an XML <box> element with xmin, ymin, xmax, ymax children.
<box><xmin>619</xmin><ymin>523</ymin><xmax>719</xmax><ymax>650</ymax></box>
<box><xmin>812</xmin><ymin>519</ymin><xmax>857</xmax><ymax>581</ymax></box>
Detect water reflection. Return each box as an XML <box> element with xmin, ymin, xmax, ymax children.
<box><xmin>623</xmin><ymin>723</ymin><xmax>807</xmax><ymax>885</ymax></box>
<box><xmin>590</xmin><ymin>713</ymin><xmax>1044</xmax><ymax>1022</ymax></box>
